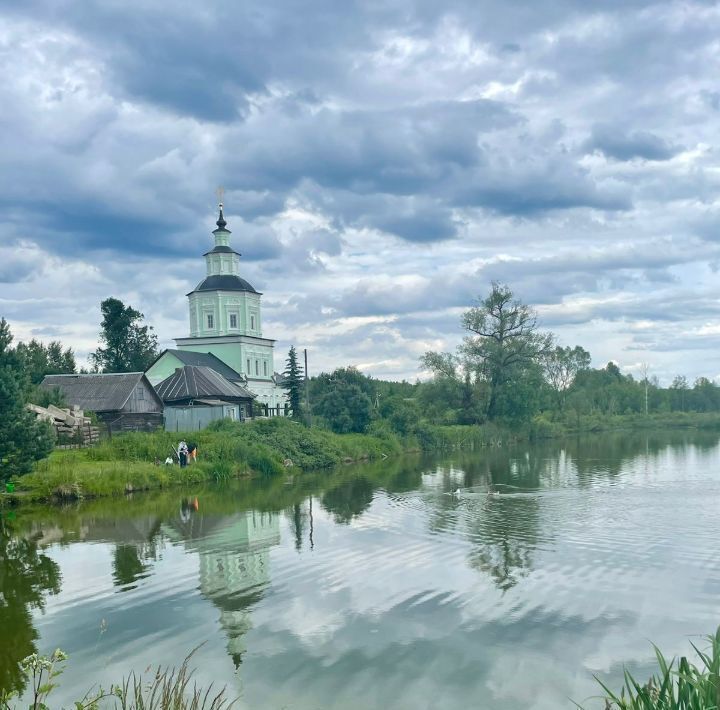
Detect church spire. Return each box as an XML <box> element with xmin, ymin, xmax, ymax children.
<box><xmin>215</xmin><ymin>202</ymin><xmax>228</xmax><ymax>232</ymax></box>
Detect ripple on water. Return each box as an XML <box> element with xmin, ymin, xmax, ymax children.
<box><xmin>9</xmin><ymin>433</ymin><xmax>720</xmax><ymax>710</ymax></box>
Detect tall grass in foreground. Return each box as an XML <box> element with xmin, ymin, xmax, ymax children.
<box><xmin>0</xmin><ymin>648</ymin><xmax>236</xmax><ymax>709</ymax></box>
<box><xmin>580</xmin><ymin>628</ymin><xmax>720</xmax><ymax>709</ymax></box>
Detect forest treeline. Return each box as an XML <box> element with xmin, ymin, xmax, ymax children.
<box><xmin>296</xmin><ymin>284</ymin><xmax>720</xmax><ymax>436</ymax></box>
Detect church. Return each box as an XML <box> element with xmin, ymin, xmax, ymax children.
<box><xmin>146</xmin><ymin>204</ymin><xmax>288</xmax><ymax>416</ymax></box>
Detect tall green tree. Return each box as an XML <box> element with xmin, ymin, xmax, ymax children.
<box><xmin>283</xmin><ymin>345</ymin><xmax>304</xmax><ymax>419</ymax></box>
<box><xmin>670</xmin><ymin>375</ymin><xmax>689</xmax><ymax>412</ymax></box>
<box><xmin>419</xmin><ymin>352</ymin><xmax>485</xmax><ymax>424</ymax></box>
<box><xmin>311</xmin><ymin>367</ymin><xmax>374</xmax><ymax>433</ymax></box>
<box><xmin>14</xmin><ymin>339</ymin><xmax>76</xmax><ymax>384</ymax></box>
<box><xmin>543</xmin><ymin>345</ymin><xmax>591</xmax><ymax>410</ymax></box>
<box><xmin>461</xmin><ymin>283</ymin><xmax>553</xmax><ymax>420</ymax></box>
<box><xmin>0</xmin><ymin>319</ymin><xmax>54</xmax><ymax>482</ymax></box>
<box><xmin>89</xmin><ymin>297</ymin><xmax>158</xmax><ymax>373</ymax></box>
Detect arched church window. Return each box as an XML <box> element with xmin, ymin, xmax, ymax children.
<box><xmin>251</xmin><ymin>315</ymin><xmax>255</xmax><ymax>330</ymax></box>
<box><xmin>255</xmin><ymin>360</ymin><xmax>259</xmax><ymax>375</ymax></box>
<box><xmin>263</xmin><ymin>361</ymin><xmax>267</xmax><ymax>376</ymax></box>
<box><xmin>229</xmin><ymin>314</ymin><xmax>237</xmax><ymax>329</ymax></box>
<box><xmin>207</xmin><ymin>314</ymin><xmax>214</xmax><ymax>329</ymax></box>
<box><xmin>246</xmin><ymin>358</ymin><xmax>251</xmax><ymax>373</ymax></box>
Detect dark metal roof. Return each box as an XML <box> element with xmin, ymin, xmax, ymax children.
<box><xmin>41</xmin><ymin>373</ymin><xmax>159</xmax><ymax>412</ymax></box>
<box><xmin>203</xmin><ymin>245</ymin><xmax>240</xmax><ymax>256</ymax></box>
<box><xmin>155</xmin><ymin>366</ymin><xmax>255</xmax><ymax>403</ymax></box>
<box><xmin>159</xmin><ymin>349</ymin><xmax>242</xmax><ymax>381</ymax></box>
<box><xmin>188</xmin><ymin>274</ymin><xmax>260</xmax><ymax>295</ymax></box>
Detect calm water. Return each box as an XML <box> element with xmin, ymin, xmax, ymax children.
<box><xmin>2</xmin><ymin>431</ymin><xmax>720</xmax><ymax>709</ymax></box>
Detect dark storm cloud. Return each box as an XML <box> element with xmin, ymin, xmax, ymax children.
<box><xmin>372</xmin><ymin>209</ymin><xmax>459</xmax><ymax>242</ymax></box>
<box><xmin>0</xmin><ymin>242</ymin><xmax>40</xmax><ymax>284</ymax></box>
<box><xmin>2</xmin><ymin>0</ymin><xmax>720</xmax><ymax>379</ymax></box>
<box><xmin>585</xmin><ymin>124</ymin><xmax>682</xmax><ymax>162</ymax></box>
<box><xmin>540</xmin><ymin>292</ymin><xmax>720</xmax><ymax>328</ymax></box>
<box><xmin>221</xmin><ymin>99</ymin><xmax>517</xmax><ymax>195</ymax></box>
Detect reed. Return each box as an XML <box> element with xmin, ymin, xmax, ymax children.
<box><xmin>580</xmin><ymin>628</ymin><xmax>720</xmax><ymax>710</ymax></box>
<box><xmin>0</xmin><ymin>648</ymin><xmax>235</xmax><ymax>710</ymax></box>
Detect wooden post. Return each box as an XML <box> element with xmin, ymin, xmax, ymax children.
<box><xmin>304</xmin><ymin>348</ymin><xmax>311</xmax><ymax>427</ymax></box>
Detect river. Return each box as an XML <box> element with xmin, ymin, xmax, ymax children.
<box><xmin>2</xmin><ymin>431</ymin><xmax>719</xmax><ymax>709</ymax></box>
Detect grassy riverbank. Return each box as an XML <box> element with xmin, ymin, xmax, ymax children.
<box><xmin>532</xmin><ymin>411</ymin><xmax>720</xmax><ymax>438</ymax></box>
<box><xmin>5</xmin><ymin>418</ymin><xmax>402</xmax><ymax>502</ymax></box>
<box><xmin>4</xmin><ymin>411</ymin><xmax>720</xmax><ymax>505</ymax></box>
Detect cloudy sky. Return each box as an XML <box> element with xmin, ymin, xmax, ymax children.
<box><xmin>2</xmin><ymin>0</ymin><xmax>720</xmax><ymax>383</ymax></box>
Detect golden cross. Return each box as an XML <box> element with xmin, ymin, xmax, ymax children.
<box><xmin>216</xmin><ymin>185</ymin><xmax>225</xmax><ymax>206</ymax></box>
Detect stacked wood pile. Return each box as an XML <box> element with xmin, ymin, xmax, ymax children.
<box><xmin>27</xmin><ymin>403</ymin><xmax>101</xmax><ymax>448</ymax></box>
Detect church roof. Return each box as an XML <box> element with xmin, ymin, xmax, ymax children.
<box><xmin>155</xmin><ymin>349</ymin><xmax>243</xmax><ymax>382</ymax></box>
<box><xmin>155</xmin><ymin>366</ymin><xmax>255</xmax><ymax>403</ymax></box>
<box><xmin>188</xmin><ymin>274</ymin><xmax>260</xmax><ymax>295</ymax></box>
<box><xmin>203</xmin><ymin>245</ymin><xmax>240</xmax><ymax>256</ymax></box>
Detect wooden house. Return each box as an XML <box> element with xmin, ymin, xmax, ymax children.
<box><xmin>41</xmin><ymin>372</ymin><xmax>163</xmax><ymax>434</ymax></box>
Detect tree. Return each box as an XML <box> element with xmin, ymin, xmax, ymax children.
<box><xmin>283</xmin><ymin>346</ymin><xmax>304</xmax><ymax>419</ymax></box>
<box><xmin>543</xmin><ymin>345</ymin><xmax>591</xmax><ymax>410</ymax></box>
<box><xmin>0</xmin><ymin>319</ymin><xmax>54</xmax><ymax>483</ymax></box>
<box><xmin>89</xmin><ymin>297</ymin><xmax>158</xmax><ymax>373</ymax></box>
<box><xmin>312</xmin><ymin>368</ymin><xmax>374</xmax><ymax>433</ymax></box>
<box><xmin>691</xmin><ymin>377</ymin><xmax>720</xmax><ymax>412</ymax></box>
<box><xmin>640</xmin><ymin>362</ymin><xmax>650</xmax><ymax>415</ymax></box>
<box><xmin>461</xmin><ymin>283</ymin><xmax>554</xmax><ymax>420</ymax></box>
<box><xmin>419</xmin><ymin>352</ymin><xmax>485</xmax><ymax>424</ymax></box>
<box><xmin>14</xmin><ymin>339</ymin><xmax>76</xmax><ymax>384</ymax></box>
<box><xmin>670</xmin><ymin>375</ymin><xmax>689</xmax><ymax>412</ymax></box>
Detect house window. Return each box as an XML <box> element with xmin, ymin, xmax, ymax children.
<box><xmin>263</xmin><ymin>361</ymin><xmax>267</xmax><ymax>376</ymax></box>
<box><xmin>255</xmin><ymin>360</ymin><xmax>259</xmax><ymax>375</ymax></box>
<box><xmin>229</xmin><ymin>314</ymin><xmax>237</xmax><ymax>329</ymax></box>
<box><xmin>136</xmin><ymin>386</ymin><xmax>144</xmax><ymax>400</ymax></box>
<box><xmin>207</xmin><ymin>314</ymin><xmax>214</xmax><ymax>329</ymax></box>
<box><xmin>250</xmin><ymin>315</ymin><xmax>255</xmax><ymax>330</ymax></box>
<box><xmin>247</xmin><ymin>358</ymin><xmax>251</xmax><ymax>373</ymax></box>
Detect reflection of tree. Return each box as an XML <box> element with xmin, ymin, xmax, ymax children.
<box><xmin>466</xmin><ymin>452</ymin><xmax>544</xmax><ymax>591</ymax></box>
<box><xmin>112</xmin><ymin>545</ymin><xmax>149</xmax><ymax>588</ymax></box>
<box><xmin>563</xmin><ymin>431</ymin><xmax>720</xmax><ymax>482</ymax></box>
<box><xmin>110</xmin><ymin>519</ymin><xmax>163</xmax><ymax>591</ymax></box>
<box><xmin>382</xmin><ymin>457</ymin><xmax>424</xmax><ymax>493</ymax></box>
<box><xmin>0</xmin><ymin>522</ymin><xmax>61</xmax><ymax>694</ymax></box>
<box><xmin>290</xmin><ymin>503</ymin><xmax>305</xmax><ymax>552</ymax></box>
<box><xmin>467</xmin><ymin>497</ymin><xmax>540</xmax><ymax>591</ymax></box>
<box><xmin>321</xmin><ymin>476</ymin><xmax>374</xmax><ymax>523</ymax></box>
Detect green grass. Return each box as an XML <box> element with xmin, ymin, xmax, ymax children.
<box><xmin>8</xmin><ymin>411</ymin><xmax>720</xmax><ymax>504</ymax></box>
<box><xmin>7</xmin><ymin>418</ymin><xmax>402</xmax><ymax>502</ymax></box>
<box><xmin>554</xmin><ymin>411</ymin><xmax>720</xmax><ymax>435</ymax></box>
<box><xmin>579</xmin><ymin>628</ymin><xmax>720</xmax><ymax>709</ymax></box>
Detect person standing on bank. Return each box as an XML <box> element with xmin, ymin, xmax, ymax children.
<box><xmin>188</xmin><ymin>442</ymin><xmax>198</xmax><ymax>463</ymax></box>
<box><xmin>178</xmin><ymin>440</ymin><xmax>189</xmax><ymax>468</ymax></box>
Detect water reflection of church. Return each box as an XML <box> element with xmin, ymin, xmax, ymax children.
<box><xmin>163</xmin><ymin>510</ymin><xmax>280</xmax><ymax>666</ymax></box>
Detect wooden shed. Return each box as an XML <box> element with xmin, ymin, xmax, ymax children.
<box><xmin>155</xmin><ymin>365</ymin><xmax>255</xmax><ymax>429</ymax></box>
<box><xmin>41</xmin><ymin>373</ymin><xmax>164</xmax><ymax>434</ymax></box>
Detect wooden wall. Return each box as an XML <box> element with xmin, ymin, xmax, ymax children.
<box><xmin>122</xmin><ymin>380</ymin><xmax>163</xmax><ymax>413</ymax></box>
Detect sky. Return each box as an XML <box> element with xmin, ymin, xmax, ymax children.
<box><xmin>1</xmin><ymin>0</ymin><xmax>720</xmax><ymax>383</ymax></box>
